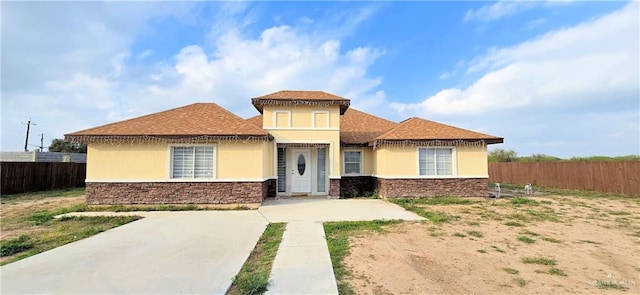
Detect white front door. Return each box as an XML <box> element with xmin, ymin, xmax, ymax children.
<box><xmin>291</xmin><ymin>149</ymin><xmax>311</xmax><ymax>193</ymax></box>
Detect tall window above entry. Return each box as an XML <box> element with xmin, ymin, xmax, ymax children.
<box><xmin>313</xmin><ymin>111</ymin><xmax>329</xmax><ymax>128</ymax></box>
<box><xmin>344</xmin><ymin>151</ymin><xmax>362</xmax><ymax>174</ymax></box>
<box><xmin>172</xmin><ymin>146</ymin><xmax>215</xmax><ymax>179</ymax></box>
<box><xmin>274</xmin><ymin>111</ymin><xmax>291</xmax><ymax>128</ymax></box>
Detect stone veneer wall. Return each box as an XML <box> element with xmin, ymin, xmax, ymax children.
<box><xmin>340</xmin><ymin>176</ymin><xmax>375</xmax><ymax>197</ymax></box>
<box><xmin>329</xmin><ymin>179</ymin><xmax>340</xmax><ymax>197</ymax></box>
<box><xmin>86</xmin><ymin>182</ymin><xmax>268</xmax><ymax>205</ymax></box>
<box><xmin>264</xmin><ymin>179</ymin><xmax>277</xmax><ymax>199</ymax></box>
<box><xmin>376</xmin><ymin>178</ymin><xmax>488</xmax><ymax>198</ymax></box>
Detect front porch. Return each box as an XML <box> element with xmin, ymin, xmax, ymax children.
<box><xmin>275</xmin><ymin>143</ymin><xmax>339</xmax><ymax>198</ymax></box>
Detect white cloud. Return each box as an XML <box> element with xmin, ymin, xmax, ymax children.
<box><xmin>394</xmin><ymin>2</ymin><xmax>638</xmax><ymax>116</ymax></box>
<box><xmin>393</xmin><ymin>2</ymin><xmax>639</xmax><ymax>157</ymax></box>
<box><xmin>464</xmin><ymin>0</ymin><xmax>572</xmax><ymax>22</ymax></box>
<box><xmin>1</xmin><ymin>2</ymin><xmax>386</xmax><ymax>151</ymax></box>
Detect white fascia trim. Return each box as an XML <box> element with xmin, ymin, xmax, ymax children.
<box><xmin>329</xmin><ymin>176</ymin><xmax>341</xmax><ymax>180</ymax></box>
<box><xmin>275</xmin><ymin>140</ymin><xmax>332</xmax><ymax>144</ymax></box>
<box><xmin>264</xmin><ymin>127</ymin><xmax>339</xmax><ymax>131</ymax></box>
<box><xmin>341</xmin><ymin>173</ymin><xmax>374</xmax><ymax>177</ymax></box>
<box><xmin>372</xmin><ymin>175</ymin><xmax>489</xmax><ymax>179</ymax></box>
<box><xmin>87</xmin><ymin>177</ymin><xmax>277</xmax><ymax>183</ymax></box>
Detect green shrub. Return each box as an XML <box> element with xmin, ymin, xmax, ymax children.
<box><xmin>28</xmin><ymin>211</ymin><xmax>56</xmax><ymax>225</ymax></box>
<box><xmin>0</xmin><ymin>235</ymin><xmax>34</xmax><ymax>257</ymax></box>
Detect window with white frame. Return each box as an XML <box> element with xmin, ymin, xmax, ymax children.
<box><xmin>344</xmin><ymin>151</ymin><xmax>362</xmax><ymax>174</ymax></box>
<box><xmin>419</xmin><ymin>148</ymin><xmax>453</xmax><ymax>176</ymax></box>
<box><xmin>172</xmin><ymin>146</ymin><xmax>215</xmax><ymax>179</ymax></box>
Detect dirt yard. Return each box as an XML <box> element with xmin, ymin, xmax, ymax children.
<box><xmin>343</xmin><ymin>195</ymin><xmax>640</xmax><ymax>294</ymax></box>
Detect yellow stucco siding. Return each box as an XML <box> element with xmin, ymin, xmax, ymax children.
<box><xmin>455</xmin><ymin>145</ymin><xmax>488</xmax><ymax>176</ymax></box>
<box><xmin>87</xmin><ymin>141</ymin><xmax>272</xmax><ymax>181</ymax></box>
<box><xmin>374</xmin><ymin>144</ymin><xmax>489</xmax><ymax>177</ymax></box>
<box><xmin>375</xmin><ymin>146</ymin><xmax>417</xmax><ymax>176</ymax></box>
<box><xmin>87</xmin><ymin>143</ymin><xmax>169</xmax><ymax>180</ymax></box>
<box><xmin>263</xmin><ymin>105</ymin><xmax>340</xmax><ymax>129</ymax></box>
<box><xmin>216</xmin><ymin>141</ymin><xmax>268</xmax><ymax>179</ymax></box>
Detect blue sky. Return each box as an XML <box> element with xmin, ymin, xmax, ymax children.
<box><xmin>1</xmin><ymin>1</ymin><xmax>638</xmax><ymax>158</ymax></box>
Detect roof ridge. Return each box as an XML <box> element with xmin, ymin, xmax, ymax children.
<box><xmin>67</xmin><ymin>103</ymin><xmax>208</xmax><ymax>135</ymax></box>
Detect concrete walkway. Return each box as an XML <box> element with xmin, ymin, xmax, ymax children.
<box><xmin>260</xmin><ymin>198</ymin><xmax>424</xmax><ymax>295</ymax></box>
<box><xmin>266</xmin><ymin>222</ymin><xmax>338</xmax><ymax>295</ymax></box>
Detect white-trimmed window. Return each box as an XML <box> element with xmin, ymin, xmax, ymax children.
<box><xmin>419</xmin><ymin>148</ymin><xmax>453</xmax><ymax>176</ymax></box>
<box><xmin>172</xmin><ymin>146</ymin><xmax>215</xmax><ymax>179</ymax></box>
<box><xmin>312</xmin><ymin>111</ymin><xmax>329</xmax><ymax>128</ymax></box>
<box><xmin>274</xmin><ymin>111</ymin><xmax>291</xmax><ymax>128</ymax></box>
<box><xmin>344</xmin><ymin>151</ymin><xmax>362</xmax><ymax>174</ymax></box>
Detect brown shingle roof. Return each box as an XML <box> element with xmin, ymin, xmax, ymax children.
<box><xmin>246</xmin><ymin>115</ymin><xmax>263</xmax><ymax>127</ymax></box>
<box><xmin>252</xmin><ymin>90</ymin><xmax>350</xmax><ymax>114</ymax></box>
<box><xmin>66</xmin><ymin>103</ymin><xmax>268</xmax><ymax>137</ymax></box>
<box><xmin>375</xmin><ymin>117</ymin><xmax>503</xmax><ymax>144</ymax></box>
<box><xmin>340</xmin><ymin>109</ymin><xmax>397</xmax><ymax>144</ymax></box>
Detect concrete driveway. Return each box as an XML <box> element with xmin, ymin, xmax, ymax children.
<box><xmin>1</xmin><ymin>198</ymin><xmax>422</xmax><ymax>294</ymax></box>
<box><xmin>0</xmin><ymin>211</ymin><xmax>268</xmax><ymax>294</ymax></box>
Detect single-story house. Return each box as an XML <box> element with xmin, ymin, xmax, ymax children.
<box><xmin>66</xmin><ymin>90</ymin><xmax>503</xmax><ymax>205</ymax></box>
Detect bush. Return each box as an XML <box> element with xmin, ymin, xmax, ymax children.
<box><xmin>1</xmin><ymin>235</ymin><xmax>34</xmax><ymax>257</ymax></box>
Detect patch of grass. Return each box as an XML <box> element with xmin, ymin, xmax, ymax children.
<box><xmin>520</xmin><ymin>230</ymin><xmax>539</xmax><ymax>236</ymax></box>
<box><xmin>1</xmin><ymin>215</ymin><xmax>141</xmax><ymax>266</ymax></box>
<box><xmin>394</xmin><ymin>197</ymin><xmax>478</xmax><ymax>206</ymax></box>
<box><xmin>1</xmin><ymin>187</ymin><xmax>86</xmax><ymax>202</ymax></box>
<box><xmin>467</xmin><ymin>221</ymin><xmax>480</xmax><ymax>226</ymax></box>
<box><xmin>0</xmin><ymin>235</ymin><xmax>33</xmax><ymax>257</ymax></box>
<box><xmin>517</xmin><ymin>235</ymin><xmax>536</xmax><ymax>244</ymax></box>
<box><xmin>452</xmin><ymin>232</ymin><xmax>466</xmax><ymax>238</ymax></box>
<box><xmin>521</xmin><ymin>256</ymin><xmax>556</xmax><ymax>266</ymax></box>
<box><xmin>578</xmin><ymin>239</ymin><xmax>600</xmax><ymax>244</ymax></box>
<box><xmin>28</xmin><ymin>211</ymin><xmax>57</xmax><ymax>225</ymax></box>
<box><xmin>541</xmin><ymin>237</ymin><xmax>562</xmax><ymax>243</ymax></box>
<box><xmin>596</xmin><ymin>280</ymin><xmax>627</xmax><ymax>290</ymax></box>
<box><xmin>608</xmin><ymin>211</ymin><xmax>631</xmax><ymax>215</ymax></box>
<box><xmin>506</xmin><ymin>213</ymin><xmax>530</xmax><ymax>222</ymax></box>
<box><xmin>324</xmin><ymin>220</ymin><xmax>403</xmax><ymax>295</ymax></box>
<box><xmin>466</xmin><ymin>230</ymin><xmax>484</xmax><ymax>238</ymax></box>
<box><xmin>503</xmin><ymin>267</ymin><xmax>519</xmax><ymax>274</ymax></box>
<box><xmin>510</xmin><ymin>197</ymin><xmax>540</xmax><ymax>206</ymax></box>
<box><xmin>492</xmin><ymin>245</ymin><xmax>506</xmax><ymax>253</ymax></box>
<box><xmin>514</xmin><ymin>277</ymin><xmax>527</xmax><ymax>287</ymax></box>
<box><xmin>548</xmin><ymin>267</ymin><xmax>567</xmax><ymax>276</ymax></box>
<box><xmin>504</xmin><ymin>221</ymin><xmax>525</xmax><ymax>227</ymax></box>
<box><xmin>391</xmin><ymin>200</ymin><xmax>459</xmax><ymax>224</ymax></box>
<box><xmin>228</xmin><ymin>223</ymin><xmax>286</xmax><ymax>295</ymax></box>
<box><xmin>477</xmin><ymin>249</ymin><xmax>487</xmax><ymax>253</ymax></box>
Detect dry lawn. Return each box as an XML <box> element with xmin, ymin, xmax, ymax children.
<box><xmin>342</xmin><ymin>195</ymin><xmax>640</xmax><ymax>294</ymax></box>
<box><xmin>1</xmin><ymin>188</ymin><xmax>140</xmax><ymax>265</ymax></box>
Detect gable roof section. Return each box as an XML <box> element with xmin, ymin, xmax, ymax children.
<box><xmin>246</xmin><ymin>114</ymin><xmax>263</xmax><ymax>127</ymax></box>
<box><xmin>66</xmin><ymin>103</ymin><xmax>268</xmax><ymax>139</ymax></box>
<box><xmin>252</xmin><ymin>90</ymin><xmax>350</xmax><ymax>114</ymax></box>
<box><xmin>375</xmin><ymin>117</ymin><xmax>503</xmax><ymax>144</ymax></box>
<box><xmin>340</xmin><ymin>109</ymin><xmax>397</xmax><ymax>144</ymax></box>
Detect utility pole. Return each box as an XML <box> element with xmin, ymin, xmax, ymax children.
<box><xmin>40</xmin><ymin>133</ymin><xmax>44</xmax><ymax>151</ymax></box>
<box><xmin>22</xmin><ymin>119</ymin><xmax>37</xmax><ymax>152</ymax></box>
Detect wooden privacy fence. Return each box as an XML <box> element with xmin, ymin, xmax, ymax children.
<box><xmin>1</xmin><ymin>162</ymin><xmax>86</xmax><ymax>195</ymax></box>
<box><xmin>489</xmin><ymin>161</ymin><xmax>640</xmax><ymax>196</ymax></box>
